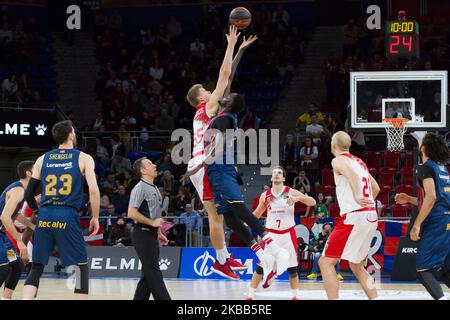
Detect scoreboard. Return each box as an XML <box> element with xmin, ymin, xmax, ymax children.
<box><xmin>386</xmin><ymin>20</ymin><xmax>420</xmax><ymax>58</ymax></box>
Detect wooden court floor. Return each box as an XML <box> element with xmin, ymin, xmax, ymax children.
<box><xmin>6</xmin><ymin>277</ymin><xmax>450</xmax><ymax>300</ymax></box>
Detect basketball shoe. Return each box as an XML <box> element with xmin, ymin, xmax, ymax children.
<box><xmin>211</xmin><ymin>261</ymin><xmax>240</xmax><ymax>280</ymax></box>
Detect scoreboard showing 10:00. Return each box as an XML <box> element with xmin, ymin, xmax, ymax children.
<box><xmin>386</xmin><ymin>20</ymin><xmax>420</xmax><ymax>58</ymax></box>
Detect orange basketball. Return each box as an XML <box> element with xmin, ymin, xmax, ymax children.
<box><xmin>229</xmin><ymin>7</ymin><xmax>252</xmax><ymax>30</ymax></box>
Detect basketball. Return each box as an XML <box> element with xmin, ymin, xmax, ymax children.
<box><xmin>229</xmin><ymin>7</ymin><xmax>252</xmax><ymax>30</ymax></box>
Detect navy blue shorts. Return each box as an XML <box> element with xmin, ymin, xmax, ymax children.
<box><xmin>0</xmin><ymin>232</ymin><xmax>16</xmax><ymax>266</ymax></box>
<box><xmin>33</xmin><ymin>206</ymin><xmax>87</xmax><ymax>267</ymax></box>
<box><xmin>206</xmin><ymin>164</ymin><xmax>244</xmax><ymax>214</ymax></box>
<box><xmin>416</xmin><ymin>214</ymin><xmax>450</xmax><ymax>271</ymax></box>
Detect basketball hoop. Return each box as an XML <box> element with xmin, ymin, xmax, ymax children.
<box><xmin>383</xmin><ymin>118</ymin><xmax>409</xmax><ymax>151</ymax></box>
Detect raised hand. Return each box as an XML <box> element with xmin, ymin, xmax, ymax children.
<box><xmin>239</xmin><ymin>35</ymin><xmax>258</xmax><ymax>51</ymax></box>
<box><xmin>226</xmin><ymin>24</ymin><xmax>241</xmax><ymax>47</ymax></box>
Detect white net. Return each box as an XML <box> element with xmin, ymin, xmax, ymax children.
<box><xmin>384</xmin><ymin>121</ymin><xmax>408</xmax><ymax>152</ymax></box>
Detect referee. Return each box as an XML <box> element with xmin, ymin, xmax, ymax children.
<box><xmin>128</xmin><ymin>157</ymin><xmax>171</xmax><ymax>300</ymax></box>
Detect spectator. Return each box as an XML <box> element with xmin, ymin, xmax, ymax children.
<box><xmin>312</xmin><ymin>193</ymin><xmax>328</xmax><ymax>218</ymax></box>
<box><xmin>189</xmin><ymin>37</ymin><xmax>205</xmax><ymax>64</ymax></box>
<box><xmin>110</xmin><ymin>134</ymin><xmax>126</xmax><ymax>158</ymax></box>
<box><xmin>101</xmin><ymin>173</ymin><xmax>119</xmax><ymax>195</ymax></box>
<box><xmin>2</xmin><ymin>75</ymin><xmax>18</xmax><ymax>100</ymax></box>
<box><xmin>296</xmin><ymin>103</ymin><xmax>324</xmax><ymax>127</ymax></box>
<box><xmin>154</xmin><ymin>108</ymin><xmax>174</xmax><ymax>131</ymax></box>
<box><xmin>349</xmin><ymin>131</ymin><xmax>366</xmax><ymax>159</ymax></box>
<box><xmin>299</xmin><ymin>137</ymin><xmax>319</xmax><ymax>169</ymax></box>
<box><xmin>111</xmin><ymin>185</ymin><xmax>130</xmax><ymax>216</ymax></box>
<box><xmin>172</xmin><ymin>186</ymin><xmax>192</xmax><ymax>214</ymax></box>
<box><xmin>104</xmin><ymin>204</ymin><xmax>120</xmax><ymax>232</ymax></box>
<box><xmin>307</xmin><ymin>223</ymin><xmax>343</xmax><ymax>280</ymax></box>
<box><xmin>108</xmin><ymin>9</ymin><xmax>123</xmax><ymax>31</ymax></box>
<box><xmin>306</xmin><ymin>114</ymin><xmax>328</xmax><ymax>145</ymax></box>
<box><xmin>107</xmin><ymin>217</ymin><xmax>131</xmax><ymax>247</ymax></box>
<box><xmin>179</xmin><ymin>204</ymin><xmax>201</xmax><ymax>246</ymax></box>
<box><xmin>161</xmin><ymin>211</ymin><xmax>175</xmax><ymax>246</ymax></box>
<box><xmin>111</xmin><ymin>151</ymin><xmax>132</xmax><ymax>177</ymax></box>
<box><xmin>385</xmin><ymin>102</ymin><xmax>411</xmax><ymax>119</ymax></box>
<box><xmin>167</xmin><ymin>16</ymin><xmax>182</xmax><ymax>39</ymax></box>
<box><xmin>94</xmin><ymin>137</ymin><xmax>110</xmax><ymax>177</ymax></box>
<box><xmin>162</xmin><ymin>170</ymin><xmax>178</xmax><ymax>196</ymax></box>
<box><xmin>293</xmin><ymin>169</ymin><xmax>311</xmax><ymax>193</ymax></box>
<box><xmin>91</xmin><ymin>112</ymin><xmax>105</xmax><ymax>131</ymax></box>
<box><xmin>272</xmin><ymin>4</ymin><xmax>289</xmax><ymax>26</ymax></box>
<box><xmin>149</xmin><ymin>60</ymin><xmax>164</xmax><ymax>81</ymax></box>
<box><xmin>281</xmin><ymin>134</ymin><xmax>298</xmax><ymax>171</ymax></box>
<box><xmin>158</xmin><ymin>186</ymin><xmax>171</xmax><ymax>215</ymax></box>
<box><xmin>100</xmin><ymin>193</ymin><xmax>112</xmax><ymax>213</ymax></box>
<box><xmin>156</xmin><ymin>153</ymin><xmax>172</xmax><ymax>173</ymax></box>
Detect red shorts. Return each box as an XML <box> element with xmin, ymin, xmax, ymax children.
<box><xmin>322</xmin><ymin>210</ymin><xmax>378</xmax><ymax>263</ymax></box>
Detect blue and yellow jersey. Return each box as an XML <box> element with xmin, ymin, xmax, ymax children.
<box><xmin>418</xmin><ymin>159</ymin><xmax>450</xmax><ymax>219</ymax></box>
<box><xmin>0</xmin><ymin>181</ymin><xmax>24</xmax><ymax>233</ymax></box>
<box><xmin>40</xmin><ymin>148</ymin><xmax>84</xmax><ymax>210</ymax></box>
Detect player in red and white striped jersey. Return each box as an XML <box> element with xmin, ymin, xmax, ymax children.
<box><xmin>184</xmin><ymin>26</ymin><xmax>258</xmax><ymax>280</ymax></box>
<box><xmin>319</xmin><ymin>131</ymin><xmax>380</xmax><ymax>300</ymax></box>
<box><xmin>246</xmin><ymin>166</ymin><xmax>316</xmax><ymax>300</ymax></box>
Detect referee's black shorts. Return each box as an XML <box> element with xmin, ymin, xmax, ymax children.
<box><xmin>131</xmin><ymin>224</ymin><xmax>171</xmax><ymax>300</ymax></box>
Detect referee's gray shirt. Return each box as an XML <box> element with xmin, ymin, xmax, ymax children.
<box><xmin>129</xmin><ymin>180</ymin><xmax>162</xmax><ymax>220</ymax></box>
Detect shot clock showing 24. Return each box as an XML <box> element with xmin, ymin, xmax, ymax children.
<box><xmin>386</xmin><ymin>11</ymin><xmax>420</xmax><ymax>58</ymax></box>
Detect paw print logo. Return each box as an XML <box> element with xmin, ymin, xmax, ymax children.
<box><xmin>159</xmin><ymin>258</ymin><xmax>171</xmax><ymax>271</ymax></box>
<box><xmin>35</xmin><ymin>124</ymin><xmax>47</xmax><ymax>136</ymax></box>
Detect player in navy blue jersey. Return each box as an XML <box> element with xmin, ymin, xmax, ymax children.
<box><xmin>395</xmin><ymin>133</ymin><xmax>450</xmax><ymax>300</ymax></box>
<box><xmin>22</xmin><ymin>120</ymin><xmax>100</xmax><ymax>300</ymax></box>
<box><xmin>0</xmin><ymin>161</ymin><xmax>35</xmax><ymax>299</ymax></box>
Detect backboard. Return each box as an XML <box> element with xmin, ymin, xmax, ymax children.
<box><xmin>349</xmin><ymin>71</ymin><xmax>448</xmax><ymax>131</ymax></box>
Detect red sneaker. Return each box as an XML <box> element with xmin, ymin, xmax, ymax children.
<box><xmin>262</xmin><ymin>270</ymin><xmax>276</xmax><ymax>289</ymax></box>
<box><xmin>211</xmin><ymin>261</ymin><xmax>240</xmax><ymax>280</ymax></box>
<box><xmin>291</xmin><ymin>296</ymin><xmax>299</xmax><ymax>300</ymax></box>
<box><xmin>227</xmin><ymin>254</ymin><xmax>248</xmax><ymax>272</ymax></box>
<box><xmin>245</xmin><ymin>297</ymin><xmax>253</xmax><ymax>300</ymax></box>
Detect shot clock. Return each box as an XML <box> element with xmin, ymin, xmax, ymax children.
<box><xmin>386</xmin><ymin>20</ymin><xmax>420</xmax><ymax>58</ymax></box>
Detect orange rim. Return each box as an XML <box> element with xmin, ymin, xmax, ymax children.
<box><xmin>383</xmin><ymin>118</ymin><xmax>409</xmax><ymax>129</ymax></box>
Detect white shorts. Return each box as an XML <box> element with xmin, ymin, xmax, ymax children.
<box><xmin>188</xmin><ymin>157</ymin><xmax>213</xmax><ymax>202</ymax></box>
<box><xmin>266</xmin><ymin>227</ymin><xmax>298</xmax><ymax>268</ymax></box>
<box><xmin>322</xmin><ymin>210</ymin><xmax>378</xmax><ymax>263</ymax></box>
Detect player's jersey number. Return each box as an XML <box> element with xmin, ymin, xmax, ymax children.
<box><xmin>44</xmin><ymin>174</ymin><xmax>73</xmax><ymax>196</ymax></box>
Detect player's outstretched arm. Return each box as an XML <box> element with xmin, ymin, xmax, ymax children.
<box><xmin>206</xmin><ymin>25</ymin><xmax>240</xmax><ymax>116</ymax></box>
<box><xmin>0</xmin><ymin>187</ymin><xmax>28</xmax><ymax>260</ymax></box>
<box><xmin>224</xmin><ymin>35</ymin><xmax>258</xmax><ymax>96</ymax></box>
<box><xmin>288</xmin><ymin>189</ymin><xmax>316</xmax><ymax>207</ymax></box>
<box><xmin>253</xmin><ymin>191</ymin><xmax>267</xmax><ymax>218</ymax></box>
<box><xmin>82</xmin><ymin>153</ymin><xmax>100</xmax><ymax>235</ymax></box>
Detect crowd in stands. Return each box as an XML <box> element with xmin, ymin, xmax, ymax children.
<box><xmin>76</xmin><ymin>4</ymin><xmax>308</xmax><ymax>247</ymax></box>
<box><xmin>0</xmin><ymin>7</ymin><xmax>54</xmax><ymax>105</ymax></box>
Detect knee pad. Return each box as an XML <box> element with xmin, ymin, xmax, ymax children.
<box><xmin>24</xmin><ymin>263</ymin><xmax>44</xmax><ymax>288</ymax></box>
<box><xmin>255</xmin><ymin>266</ymin><xmax>263</xmax><ymax>275</ymax></box>
<box><xmin>4</xmin><ymin>258</ymin><xmax>24</xmax><ymax>290</ymax></box>
<box><xmin>288</xmin><ymin>267</ymin><xmax>298</xmax><ymax>278</ymax></box>
<box><xmin>74</xmin><ymin>263</ymin><xmax>89</xmax><ymax>295</ymax></box>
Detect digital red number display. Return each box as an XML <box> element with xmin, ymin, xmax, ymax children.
<box><xmin>386</xmin><ymin>20</ymin><xmax>420</xmax><ymax>58</ymax></box>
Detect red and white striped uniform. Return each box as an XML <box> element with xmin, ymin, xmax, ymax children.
<box><xmin>263</xmin><ymin>186</ymin><xmax>298</xmax><ymax>268</ymax></box>
<box><xmin>7</xmin><ymin>200</ymin><xmax>34</xmax><ymax>261</ymax></box>
<box><xmin>323</xmin><ymin>153</ymin><xmax>378</xmax><ymax>263</ymax></box>
<box><xmin>188</xmin><ymin>102</ymin><xmax>214</xmax><ymax>201</ymax></box>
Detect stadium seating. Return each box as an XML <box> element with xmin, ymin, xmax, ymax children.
<box><xmin>390</xmin><ymin>204</ymin><xmax>412</xmax><ymax>217</ymax></box>
<box><xmin>321</xmin><ymin>168</ymin><xmax>334</xmax><ymax>186</ymax></box>
<box><xmin>384</xmin><ymin>152</ymin><xmax>401</xmax><ymax>169</ymax></box>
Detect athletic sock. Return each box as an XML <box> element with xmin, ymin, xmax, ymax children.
<box><xmin>251</xmin><ymin>242</ymin><xmax>264</xmax><ymax>261</ymax></box>
<box><xmin>248</xmin><ymin>287</ymin><xmax>256</xmax><ymax>299</ymax></box>
<box><xmin>216</xmin><ymin>248</ymin><xmax>228</xmax><ymax>265</ymax></box>
<box><xmin>224</xmin><ymin>244</ymin><xmax>231</xmax><ymax>259</ymax></box>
